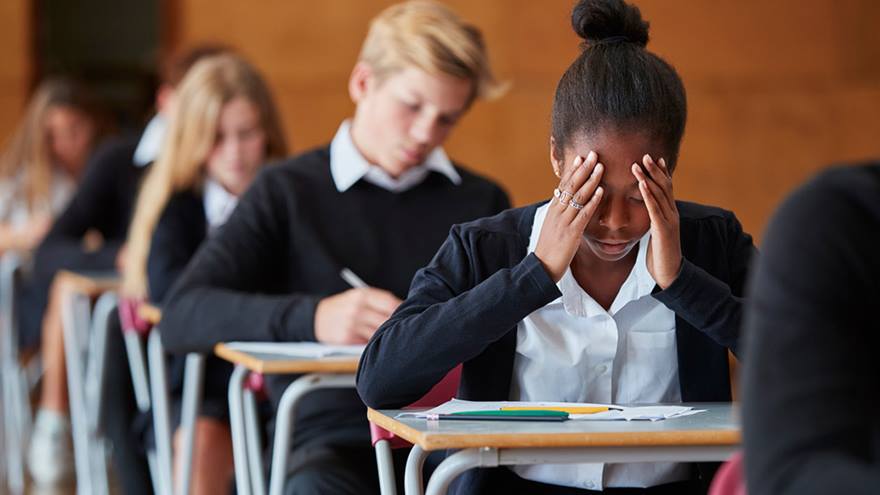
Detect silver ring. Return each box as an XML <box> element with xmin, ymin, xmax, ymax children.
<box><xmin>554</xmin><ymin>188</ymin><xmax>573</xmax><ymax>206</ymax></box>
<box><xmin>569</xmin><ymin>199</ymin><xmax>584</xmax><ymax>210</ymax></box>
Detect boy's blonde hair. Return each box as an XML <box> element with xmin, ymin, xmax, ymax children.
<box><xmin>358</xmin><ymin>0</ymin><xmax>506</xmax><ymax>102</ymax></box>
<box><xmin>123</xmin><ymin>53</ymin><xmax>287</xmax><ymax>298</ymax></box>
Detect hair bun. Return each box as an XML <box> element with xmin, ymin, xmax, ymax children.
<box><xmin>571</xmin><ymin>0</ymin><xmax>649</xmax><ymax>48</ymax></box>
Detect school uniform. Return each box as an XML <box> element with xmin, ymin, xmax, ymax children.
<box><xmin>743</xmin><ymin>163</ymin><xmax>880</xmax><ymax>495</ymax></box>
<box><xmin>23</xmin><ymin>117</ymin><xmax>164</xmax><ymax>495</ymax></box>
<box><xmin>357</xmin><ymin>200</ymin><xmax>755</xmax><ymax>494</ymax></box>
<box><xmin>160</xmin><ymin>121</ymin><xmax>510</xmax><ymax>494</ymax></box>
<box><xmin>146</xmin><ymin>179</ymin><xmax>240</xmax><ymax>428</ymax></box>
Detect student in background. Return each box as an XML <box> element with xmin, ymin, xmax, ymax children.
<box><xmin>0</xmin><ymin>78</ymin><xmax>102</xmax><ymax>256</ymax></box>
<box><xmin>160</xmin><ymin>1</ymin><xmax>510</xmax><ymax>493</ymax></box>
<box><xmin>356</xmin><ymin>0</ymin><xmax>755</xmax><ymax>493</ymax></box>
<box><xmin>742</xmin><ymin>163</ymin><xmax>880</xmax><ymax>495</ymax></box>
<box><xmin>123</xmin><ymin>53</ymin><xmax>287</xmax><ymax>495</ymax></box>
<box><xmin>24</xmin><ymin>45</ymin><xmax>226</xmax><ymax>489</ymax></box>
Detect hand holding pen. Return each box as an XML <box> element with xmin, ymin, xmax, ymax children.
<box><xmin>313</xmin><ymin>268</ymin><xmax>402</xmax><ymax>345</ymax></box>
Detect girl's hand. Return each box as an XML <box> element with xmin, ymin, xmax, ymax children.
<box><xmin>632</xmin><ymin>155</ymin><xmax>681</xmax><ymax>289</ymax></box>
<box><xmin>534</xmin><ymin>151</ymin><xmax>604</xmax><ymax>282</ymax></box>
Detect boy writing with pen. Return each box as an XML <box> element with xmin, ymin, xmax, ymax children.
<box><xmin>158</xmin><ymin>2</ymin><xmax>509</xmax><ymax>493</ymax></box>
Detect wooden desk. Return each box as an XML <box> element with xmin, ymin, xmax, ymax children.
<box><xmin>57</xmin><ymin>270</ymin><xmax>119</xmax><ymax>495</ymax></box>
<box><xmin>369</xmin><ymin>403</ymin><xmax>740</xmax><ymax>495</ymax></box>
<box><xmin>215</xmin><ymin>343</ymin><xmax>360</xmax><ymax>495</ymax></box>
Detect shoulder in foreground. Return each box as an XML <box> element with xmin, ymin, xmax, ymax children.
<box><xmin>250</xmin><ymin>145</ymin><xmax>331</xmax><ymax>185</ymax></box>
<box><xmin>774</xmin><ymin>161</ymin><xmax>880</xmax><ymax>227</ymax></box>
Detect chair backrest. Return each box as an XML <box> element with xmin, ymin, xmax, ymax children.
<box><xmin>370</xmin><ymin>365</ymin><xmax>462</xmax><ymax>447</ymax></box>
<box><xmin>709</xmin><ymin>451</ymin><xmax>747</xmax><ymax>495</ymax></box>
<box><xmin>118</xmin><ymin>298</ymin><xmax>152</xmax><ymax>336</ymax></box>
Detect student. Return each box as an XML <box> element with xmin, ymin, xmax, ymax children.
<box><xmin>24</xmin><ymin>46</ymin><xmax>225</xmax><ymax>488</ymax></box>
<box><xmin>160</xmin><ymin>1</ymin><xmax>509</xmax><ymax>493</ymax></box>
<box><xmin>742</xmin><ymin>163</ymin><xmax>880</xmax><ymax>495</ymax></box>
<box><xmin>0</xmin><ymin>78</ymin><xmax>101</xmax><ymax>257</ymax></box>
<box><xmin>356</xmin><ymin>0</ymin><xmax>755</xmax><ymax>493</ymax></box>
<box><xmin>122</xmin><ymin>53</ymin><xmax>287</xmax><ymax>495</ymax></box>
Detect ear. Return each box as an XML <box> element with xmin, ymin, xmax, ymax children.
<box><xmin>549</xmin><ymin>136</ymin><xmax>563</xmax><ymax>179</ymax></box>
<box><xmin>348</xmin><ymin>61</ymin><xmax>374</xmax><ymax>104</ymax></box>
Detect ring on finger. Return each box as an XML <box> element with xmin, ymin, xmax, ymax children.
<box><xmin>554</xmin><ymin>188</ymin><xmax>574</xmax><ymax>206</ymax></box>
<box><xmin>569</xmin><ymin>199</ymin><xmax>584</xmax><ymax>210</ymax></box>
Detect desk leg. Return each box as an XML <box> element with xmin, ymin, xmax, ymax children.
<box><xmin>84</xmin><ymin>292</ymin><xmax>116</xmax><ymax>495</ymax></box>
<box><xmin>424</xmin><ymin>448</ymin><xmax>498</xmax><ymax>495</ymax></box>
<box><xmin>177</xmin><ymin>352</ymin><xmax>205</xmax><ymax>495</ymax></box>
<box><xmin>404</xmin><ymin>445</ymin><xmax>428</xmax><ymax>495</ymax></box>
<box><xmin>267</xmin><ymin>373</ymin><xmax>356</xmax><ymax>495</ymax></box>
<box><xmin>375</xmin><ymin>439</ymin><xmax>396</xmax><ymax>495</ymax></box>
<box><xmin>61</xmin><ymin>290</ymin><xmax>94</xmax><ymax>495</ymax></box>
<box><xmin>229</xmin><ymin>365</ymin><xmax>252</xmax><ymax>495</ymax></box>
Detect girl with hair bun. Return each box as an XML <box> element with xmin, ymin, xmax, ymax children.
<box><xmin>358</xmin><ymin>0</ymin><xmax>755</xmax><ymax>493</ymax></box>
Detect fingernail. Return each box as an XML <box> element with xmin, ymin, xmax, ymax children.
<box><xmin>659</xmin><ymin>158</ymin><xmax>667</xmax><ymax>167</ymax></box>
<box><xmin>573</xmin><ymin>155</ymin><xmax>583</xmax><ymax>166</ymax></box>
<box><xmin>594</xmin><ymin>163</ymin><xmax>603</xmax><ymax>174</ymax></box>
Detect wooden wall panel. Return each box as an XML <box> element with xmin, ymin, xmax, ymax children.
<box><xmin>0</xmin><ymin>0</ymin><xmax>31</xmax><ymax>144</ymax></box>
<box><xmin>153</xmin><ymin>1</ymin><xmax>880</xmax><ymax>239</ymax></box>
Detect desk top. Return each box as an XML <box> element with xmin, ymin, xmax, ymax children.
<box><xmin>368</xmin><ymin>403</ymin><xmax>741</xmax><ymax>451</ymax></box>
<box><xmin>139</xmin><ymin>303</ymin><xmax>162</xmax><ymax>325</ymax></box>
<box><xmin>57</xmin><ymin>270</ymin><xmax>120</xmax><ymax>296</ymax></box>
<box><xmin>214</xmin><ymin>343</ymin><xmax>359</xmax><ymax>375</ymax></box>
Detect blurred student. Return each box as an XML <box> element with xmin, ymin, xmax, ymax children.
<box><xmin>357</xmin><ymin>0</ymin><xmax>755</xmax><ymax>493</ymax></box>
<box><xmin>0</xmin><ymin>78</ymin><xmax>101</xmax><ymax>256</ymax></box>
<box><xmin>25</xmin><ymin>45</ymin><xmax>226</xmax><ymax>488</ymax></box>
<box><xmin>743</xmin><ymin>163</ymin><xmax>880</xmax><ymax>495</ymax></box>
<box><xmin>123</xmin><ymin>53</ymin><xmax>287</xmax><ymax>495</ymax></box>
<box><xmin>160</xmin><ymin>1</ymin><xmax>510</xmax><ymax>493</ymax></box>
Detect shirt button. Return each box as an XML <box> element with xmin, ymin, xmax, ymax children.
<box><xmin>596</xmin><ymin>364</ymin><xmax>608</xmax><ymax>374</ymax></box>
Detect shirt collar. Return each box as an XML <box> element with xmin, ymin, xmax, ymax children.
<box><xmin>133</xmin><ymin>115</ymin><xmax>167</xmax><ymax>167</ymax></box>
<box><xmin>329</xmin><ymin>120</ymin><xmax>461</xmax><ymax>193</ymax></box>
<box><xmin>527</xmin><ymin>203</ymin><xmax>657</xmax><ymax>317</ymax></box>
<box><xmin>203</xmin><ymin>178</ymin><xmax>239</xmax><ymax>234</ymax></box>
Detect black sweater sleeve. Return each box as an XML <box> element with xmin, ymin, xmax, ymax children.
<box><xmin>743</xmin><ymin>166</ymin><xmax>880</xmax><ymax>495</ymax></box>
<box><xmin>356</xmin><ymin>224</ymin><xmax>560</xmax><ymax>409</ymax></box>
<box><xmin>160</xmin><ymin>169</ymin><xmax>322</xmax><ymax>353</ymax></box>
<box><xmin>147</xmin><ymin>193</ymin><xmax>205</xmax><ymax>304</ymax></box>
<box><xmin>35</xmin><ymin>139</ymin><xmax>137</xmax><ymax>275</ymax></box>
<box><xmin>653</xmin><ymin>209</ymin><xmax>755</xmax><ymax>356</ymax></box>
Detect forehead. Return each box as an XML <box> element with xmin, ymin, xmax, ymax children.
<box><xmin>378</xmin><ymin>66</ymin><xmax>473</xmax><ymax>111</ymax></box>
<box><xmin>563</xmin><ymin>129</ymin><xmax>668</xmax><ymax>188</ymax></box>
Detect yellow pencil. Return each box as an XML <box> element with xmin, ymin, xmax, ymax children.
<box><xmin>500</xmin><ymin>406</ymin><xmax>620</xmax><ymax>414</ymax></box>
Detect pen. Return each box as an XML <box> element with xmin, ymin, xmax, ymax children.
<box><xmin>340</xmin><ymin>268</ymin><xmax>367</xmax><ymax>288</ymax></box>
<box><xmin>426</xmin><ymin>410</ymin><xmax>569</xmax><ymax>422</ymax></box>
<box><xmin>500</xmin><ymin>406</ymin><xmax>623</xmax><ymax>414</ymax></box>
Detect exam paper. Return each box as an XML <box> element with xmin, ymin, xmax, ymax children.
<box><xmin>397</xmin><ymin>399</ymin><xmax>704</xmax><ymax>421</ymax></box>
<box><xmin>225</xmin><ymin>342</ymin><xmax>365</xmax><ymax>359</ymax></box>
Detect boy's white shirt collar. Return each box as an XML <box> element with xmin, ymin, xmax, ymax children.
<box><xmin>133</xmin><ymin>115</ymin><xmax>167</xmax><ymax>167</ymax></box>
<box><xmin>329</xmin><ymin>120</ymin><xmax>461</xmax><ymax>193</ymax></box>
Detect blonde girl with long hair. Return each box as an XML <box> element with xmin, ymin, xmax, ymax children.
<box><xmin>126</xmin><ymin>53</ymin><xmax>286</xmax><ymax>494</ymax></box>
<box><xmin>29</xmin><ymin>53</ymin><xmax>287</xmax><ymax>490</ymax></box>
<box><xmin>0</xmin><ymin>78</ymin><xmax>102</xmax><ymax>254</ymax></box>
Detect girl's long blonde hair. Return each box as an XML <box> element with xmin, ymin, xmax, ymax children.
<box><xmin>0</xmin><ymin>78</ymin><xmax>101</xmax><ymax>214</ymax></box>
<box><xmin>123</xmin><ymin>53</ymin><xmax>288</xmax><ymax>299</ymax></box>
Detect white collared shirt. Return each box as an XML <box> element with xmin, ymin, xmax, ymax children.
<box><xmin>329</xmin><ymin>120</ymin><xmax>461</xmax><ymax>193</ymax></box>
<box><xmin>133</xmin><ymin>115</ymin><xmax>167</xmax><ymax>167</ymax></box>
<box><xmin>0</xmin><ymin>168</ymin><xmax>76</xmax><ymax>226</ymax></box>
<box><xmin>510</xmin><ymin>203</ymin><xmax>687</xmax><ymax>490</ymax></box>
<box><xmin>203</xmin><ymin>178</ymin><xmax>239</xmax><ymax>235</ymax></box>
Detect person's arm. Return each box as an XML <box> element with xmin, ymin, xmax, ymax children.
<box><xmin>34</xmin><ymin>140</ymin><xmax>132</xmax><ymax>275</ymax></box>
<box><xmin>146</xmin><ymin>194</ymin><xmax>204</xmax><ymax>304</ymax></box>
<box><xmin>159</xmin><ymin>169</ymin><xmax>322</xmax><ymax>354</ymax></box>
<box><xmin>356</xmin><ymin>225</ymin><xmax>560</xmax><ymax>409</ymax></box>
<box><xmin>743</xmin><ymin>169</ymin><xmax>880</xmax><ymax>495</ymax></box>
<box><xmin>0</xmin><ymin>215</ymin><xmax>52</xmax><ymax>253</ymax></box>
<box><xmin>652</xmin><ymin>210</ymin><xmax>755</xmax><ymax>356</ymax></box>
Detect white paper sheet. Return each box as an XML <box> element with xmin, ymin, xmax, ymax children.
<box><xmin>396</xmin><ymin>398</ymin><xmax>704</xmax><ymax>421</ymax></box>
<box><xmin>225</xmin><ymin>342</ymin><xmax>365</xmax><ymax>359</ymax></box>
